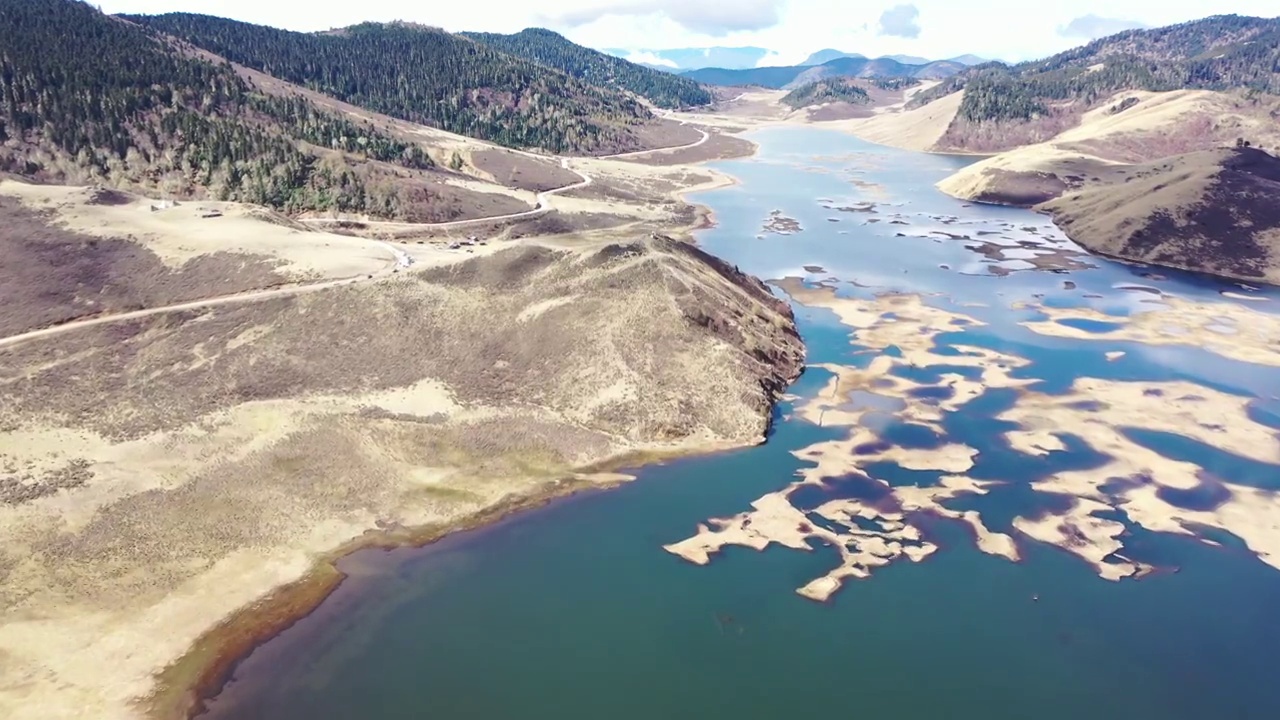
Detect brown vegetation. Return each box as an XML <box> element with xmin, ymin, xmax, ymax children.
<box><xmin>936</xmin><ymin>109</ymin><xmax>1084</xmax><ymax>153</ymax></box>
<box><xmin>0</xmin><ymin>232</ymin><xmax>803</xmax><ymax>720</ymax></box>
<box><xmin>962</xmin><ymin>169</ymin><xmax>1072</xmax><ymax>206</ymax></box>
<box><xmin>469</xmin><ymin>150</ymin><xmax>581</xmax><ymax>192</ymax></box>
<box><xmin>629</xmin><ymin>118</ymin><xmax>706</xmax><ymax>152</ymax></box>
<box><xmin>0</xmin><ymin>197</ymin><xmax>287</xmax><ymax>337</ymax></box>
<box><xmin>1</xmin><ymin>458</ymin><xmax>93</xmax><ymax>506</ymax></box>
<box><xmin>806</xmin><ymin>103</ymin><xmax>877</xmax><ymax>121</ymax></box>
<box><xmin>630</xmin><ymin>131</ymin><xmax>756</xmax><ymax>166</ymax></box>
<box><xmin>1042</xmin><ymin>147</ymin><xmax>1280</xmax><ymax>284</ymax></box>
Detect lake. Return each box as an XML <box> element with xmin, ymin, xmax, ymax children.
<box><xmin>201</xmin><ymin>126</ymin><xmax>1280</xmax><ymax>720</ymax></box>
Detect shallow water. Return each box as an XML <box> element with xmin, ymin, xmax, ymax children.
<box><xmin>203</xmin><ymin>127</ymin><xmax>1280</xmax><ymax>720</ymax></box>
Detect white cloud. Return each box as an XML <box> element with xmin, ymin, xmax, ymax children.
<box><xmin>97</xmin><ymin>0</ymin><xmax>1280</xmax><ymax>64</ymax></box>
<box><xmin>1058</xmin><ymin>14</ymin><xmax>1148</xmax><ymax>39</ymax></box>
<box><xmin>878</xmin><ymin>4</ymin><xmax>921</xmax><ymax>39</ymax></box>
<box><xmin>545</xmin><ymin>0</ymin><xmax>784</xmax><ymax>36</ymax></box>
<box><xmin>754</xmin><ymin>50</ymin><xmax>789</xmax><ymax>67</ymax></box>
<box><xmin>624</xmin><ymin>50</ymin><xmax>678</xmax><ymax>67</ymax></box>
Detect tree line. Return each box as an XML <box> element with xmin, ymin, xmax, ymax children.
<box><xmin>781</xmin><ymin>80</ymin><xmax>871</xmax><ymax>109</ymax></box>
<box><xmin>462</xmin><ymin>29</ymin><xmax>712</xmax><ymax>109</ymax></box>
<box><xmin>908</xmin><ymin>15</ymin><xmax>1280</xmax><ymax>123</ymax></box>
<box><xmin>1</xmin><ymin>0</ymin><xmax>435</xmax><ymax>217</ymax></box>
<box><xmin>125</xmin><ymin>13</ymin><xmax>655</xmax><ymax>154</ymax></box>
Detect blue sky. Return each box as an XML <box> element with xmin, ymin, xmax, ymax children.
<box><xmin>101</xmin><ymin>0</ymin><xmax>1280</xmax><ymax>64</ymax></box>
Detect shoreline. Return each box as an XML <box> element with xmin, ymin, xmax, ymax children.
<box><xmin>933</xmin><ymin>189</ymin><xmax>1280</xmax><ymax>291</ymax></box>
<box><xmin>153</xmin><ymin>89</ymin><xmax>1280</xmax><ymax>720</ymax></box>
<box><xmin>146</xmin><ymin>135</ymin><xmax>772</xmax><ymax>720</ymax></box>
<box><xmin>149</xmin><ymin>476</ymin><xmax>600</xmax><ymax>720</ymax></box>
<box><xmin>151</xmin><ymin>441</ymin><xmax>773</xmax><ymax>720</ymax></box>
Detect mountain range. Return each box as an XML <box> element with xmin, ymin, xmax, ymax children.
<box><xmin>681</xmin><ymin>56</ymin><xmax>969</xmax><ymax>89</ymax></box>
<box><xmin>800</xmin><ymin>50</ymin><xmax>990</xmax><ymax>67</ymax></box>
<box><xmin>607</xmin><ymin>47</ymin><xmax>991</xmax><ymax>73</ymax></box>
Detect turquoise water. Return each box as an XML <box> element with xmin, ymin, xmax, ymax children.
<box><xmin>203</xmin><ymin>127</ymin><xmax>1280</xmax><ymax>720</ymax></box>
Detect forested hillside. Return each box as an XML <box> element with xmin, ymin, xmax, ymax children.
<box><xmin>0</xmin><ymin>0</ymin><xmax>438</xmax><ymax>217</ymax></box>
<box><xmin>781</xmin><ymin>80</ymin><xmax>870</xmax><ymax>108</ymax></box>
<box><xmin>126</xmin><ymin>13</ymin><xmax>653</xmax><ymax>154</ymax></box>
<box><xmin>462</xmin><ymin>28</ymin><xmax>712</xmax><ymax>108</ymax></box>
<box><xmin>911</xmin><ymin>14</ymin><xmax>1280</xmax><ymax>124</ymax></box>
<box><xmin>789</xmin><ymin>57</ymin><xmax>963</xmax><ymax>88</ymax></box>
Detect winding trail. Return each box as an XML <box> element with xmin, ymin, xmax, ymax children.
<box><xmin>600</xmin><ymin>124</ymin><xmax>710</xmax><ymax>161</ymax></box>
<box><xmin>0</xmin><ymin>275</ymin><xmax>367</xmax><ymax>351</ymax></box>
<box><xmin>300</xmin><ymin>119</ymin><xmax>710</xmax><ymax>230</ymax></box>
<box><xmin>0</xmin><ymin>239</ymin><xmax>416</xmax><ymax>351</ymax></box>
<box><xmin>301</xmin><ymin>157</ymin><xmax>594</xmax><ymax>230</ymax></box>
<box><xmin>0</xmin><ymin>116</ymin><xmax>714</xmax><ymax>350</ymax></box>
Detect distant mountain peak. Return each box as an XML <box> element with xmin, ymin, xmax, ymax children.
<box><xmin>801</xmin><ymin>50</ymin><xmax>988</xmax><ymax>69</ymax></box>
<box><xmin>801</xmin><ymin>49</ymin><xmax>865</xmax><ymax>66</ymax></box>
<box><xmin>461</xmin><ymin>29</ymin><xmax>712</xmax><ymax>109</ymax></box>
<box><xmin>883</xmin><ymin>54</ymin><xmax>931</xmax><ymax>65</ymax></box>
<box><xmin>682</xmin><ymin>53</ymin><xmax>968</xmax><ymax>90</ymax></box>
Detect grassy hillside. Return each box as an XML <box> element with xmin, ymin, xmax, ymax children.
<box><xmin>462</xmin><ymin>28</ymin><xmax>711</xmax><ymax>108</ymax></box>
<box><xmin>0</xmin><ymin>0</ymin><xmax>447</xmax><ymax>217</ymax></box>
<box><xmin>1042</xmin><ymin>147</ymin><xmax>1280</xmax><ymax>284</ymax></box>
<box><xmin>125</xmin><ymin>14</ymin><xmax>653</xmax><ymax>154</ymax></box>
<box><xmin>912</xmin><ymin>14</ymin><xmax>1280</xmax><ymax>126</ymax></box>
<box><xmin>781</xmin><ymin>80</ymin><xmax>870</xmax><ymax>108</ymax></box>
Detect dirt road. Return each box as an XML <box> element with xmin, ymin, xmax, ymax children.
<box><xmin>1</xmin><ymin>117</ymin><xmax>717</xmax><ymax>350</ymax></box>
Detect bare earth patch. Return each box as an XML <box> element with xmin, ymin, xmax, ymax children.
<box><xmin>0</xmin><ymin>195</ymin><xmax>290</xmax><ymax>337</ymax></box>
<box><xmin>0</xmin><ymin>181</ymin><xmax>399</xmax><ymax>282</ymax></box>
<box><xmin>628</xmin><ymin>131</ymin><xmax>756</xmax><ymax>166</ymax></box>
<box><xmin>469</xmin><ymin>149</ymin><xmax>582</xmax><ymax>192</ymax></box>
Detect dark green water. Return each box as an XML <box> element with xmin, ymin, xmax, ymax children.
<box><xmin>204</xmin><ymin>127</ymin><xmax>1280</xmax><ymax>720</ymax></box>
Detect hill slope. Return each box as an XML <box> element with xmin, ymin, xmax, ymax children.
<box><xmin>936</xmin><ymin>88</ymin><xmax>1280</xmax><ymax>200</ymax></box>
<box><xmin>0</xmin><ymin>0</ymin><xmax>474</xmax><ymax>219</ymax></box>
<box><xmin>909</xmin><ymin>14</ymin><xmax>1280</xmax><ymax>152</ymax></box>
<box><xmin>781</xmin><ymin>79</ymin><xmax>871</xmax><ymax>109</ymax></box>
<box><xmin>801</xmin><ymin>49</ymin><xmax>865</xmax><ymax>65</ymax></box>
<box><xmin>462</xmin><ymin>28</ymin><xmax>711</xmax><ymax>108</ymax></box>
<box><xmin>788</xmin><ymin>57</ymin><xmax>963</xmax><ymax>88</ymax></box>
<box><xmin>124</xmin><ymin>13</ymin><xmax>654</xmax><ymax>154</ymax></box>
<box><xmin>1042</xmin><ymin>147</ymin><xmax>1280</xmax><ymax>284</ymax></box>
